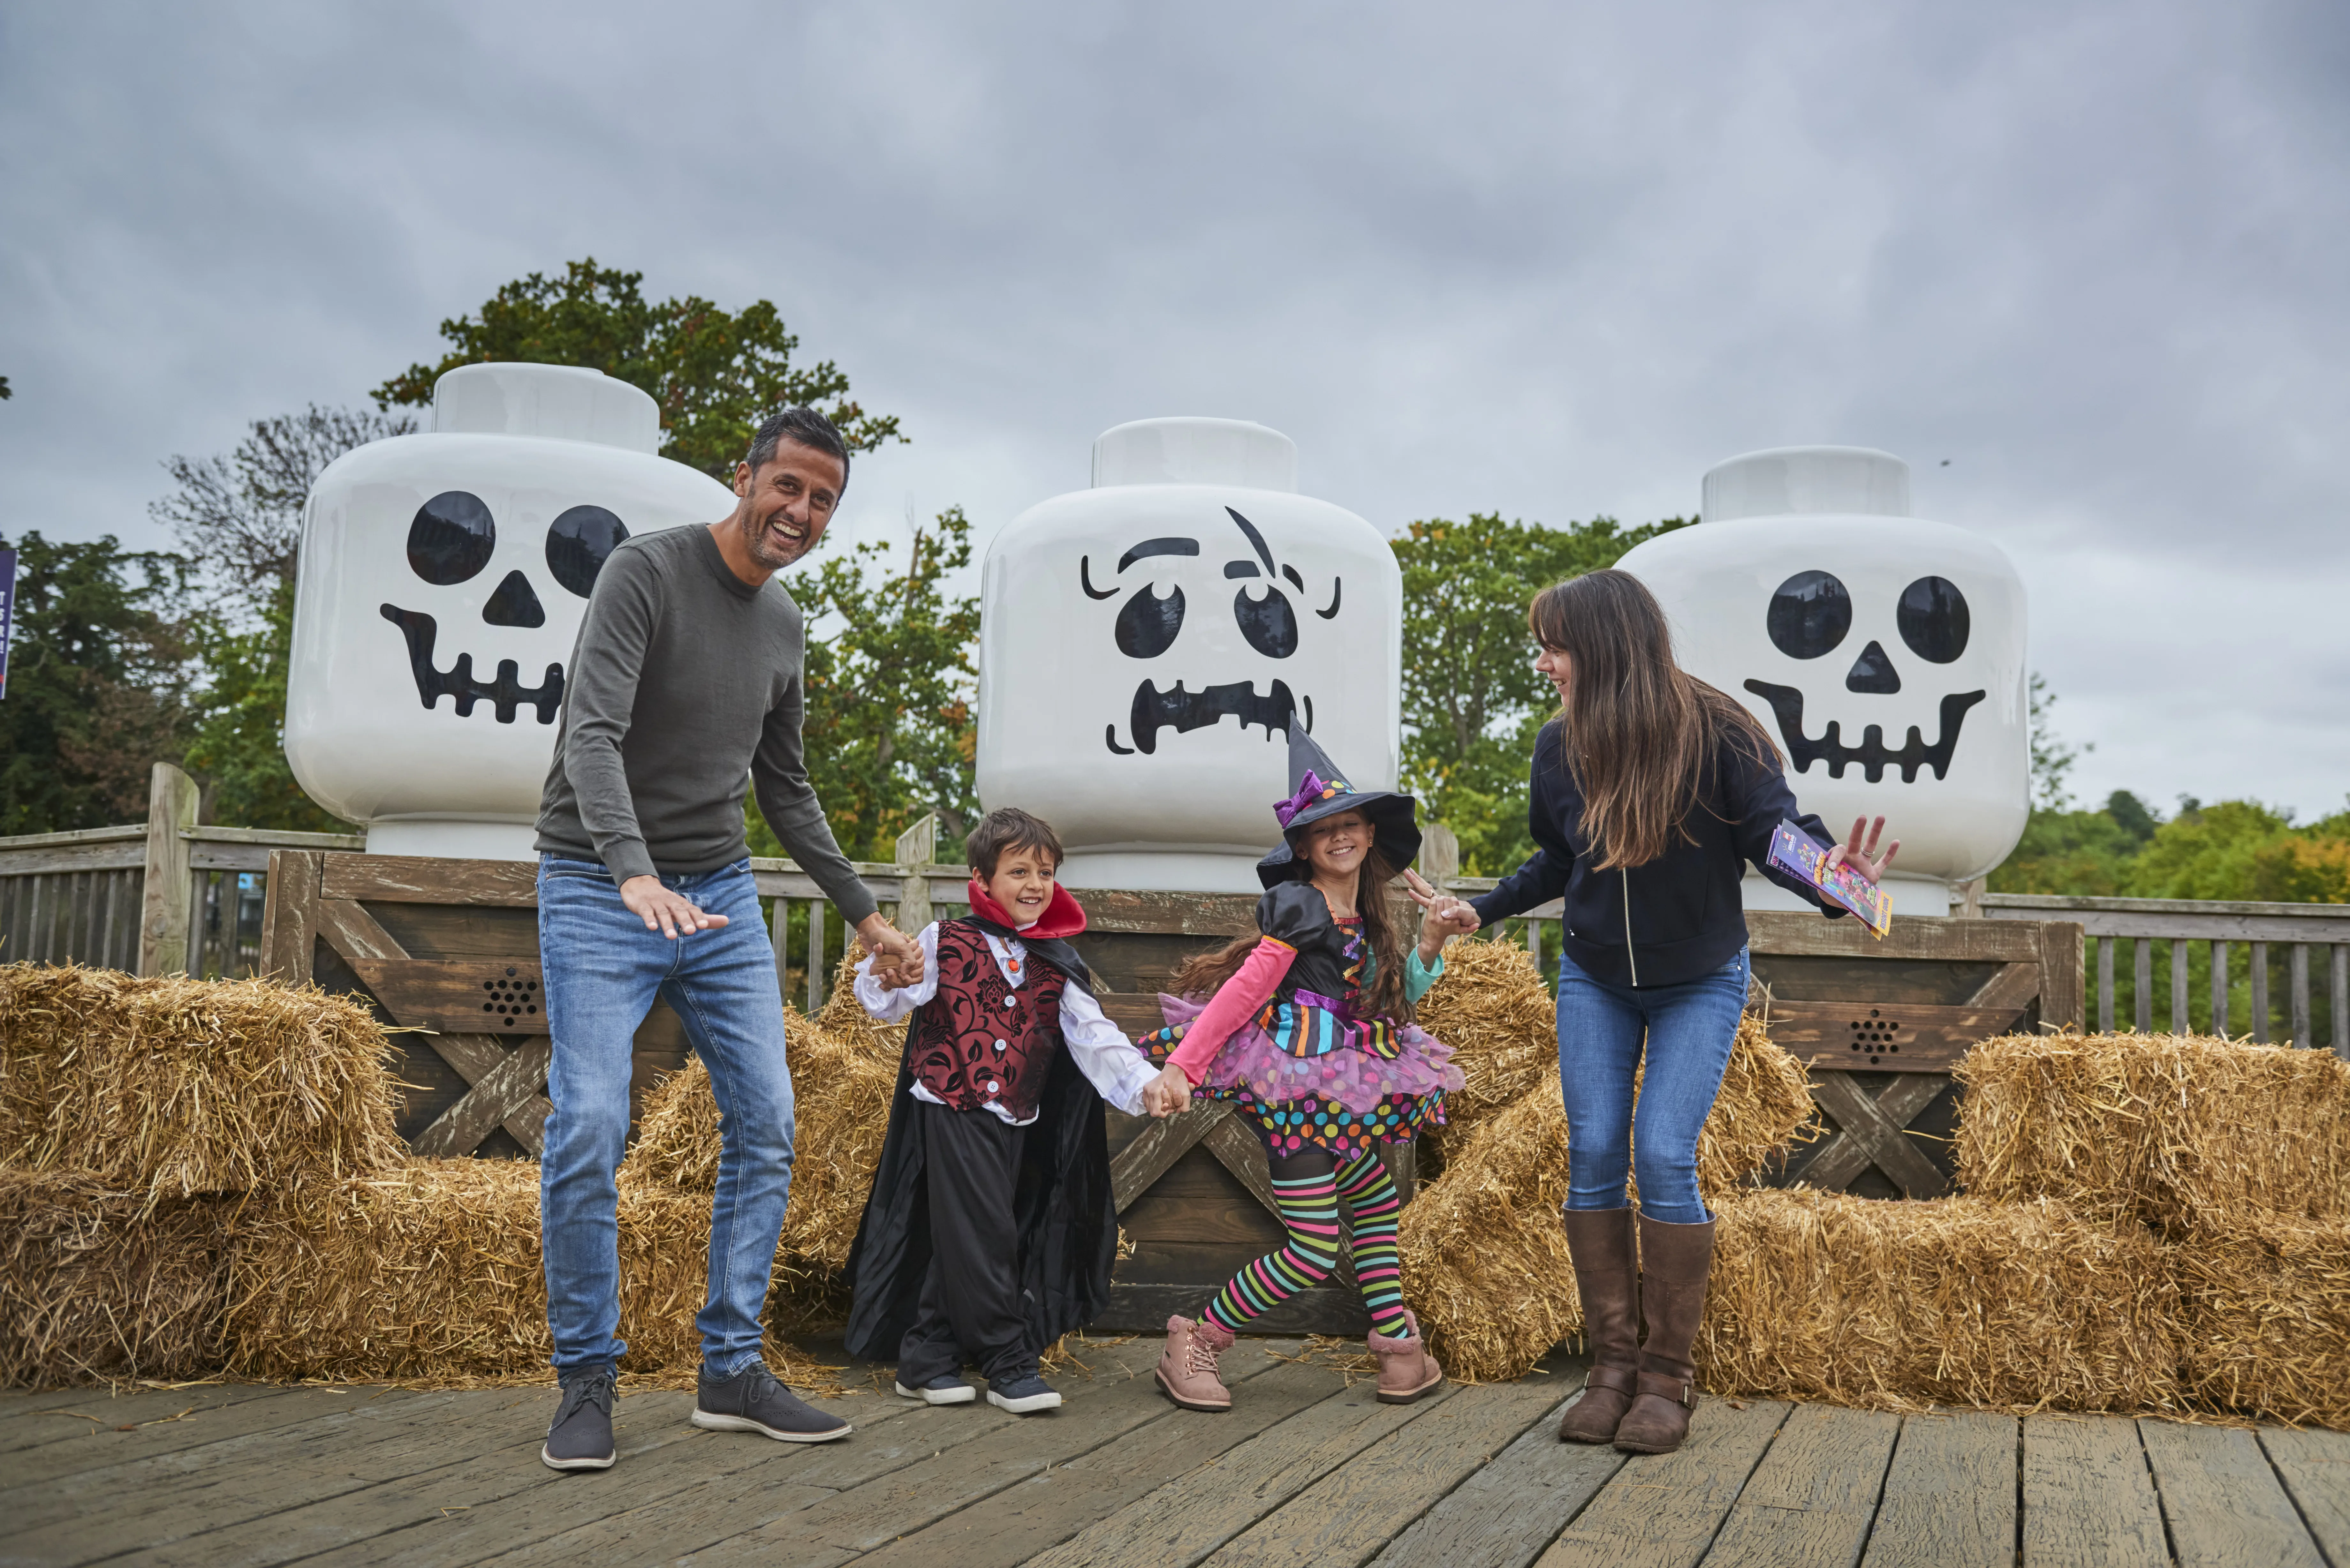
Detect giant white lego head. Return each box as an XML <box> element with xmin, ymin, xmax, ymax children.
<box><xmin>976</xmin><ymin>419</ymin><xmax>1403</xmax><ymax>892</ymax></box>
<box><xmin>1616</xmin><ymin>447</ymin><xmax>2028</xmax><ymax>912</ymax></box>
<box><xmin>285</xmin><ymin>364</ymin><xmax>736</xmax><ymax>859</ymax></box>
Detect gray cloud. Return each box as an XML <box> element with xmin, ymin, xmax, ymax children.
<box><xmin>3</xmin><ymin>0</ymin><xmax>2344</xmax><ymax>814</ymax></box>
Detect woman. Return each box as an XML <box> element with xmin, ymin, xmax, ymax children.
<box><xmin>1467</xmin><ymin>569</ymin><xmax>1895</xmax><ymax>1456</ymax></box>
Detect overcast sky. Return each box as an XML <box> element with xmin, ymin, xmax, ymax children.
<box><xmin>4</xmin><ymin>1</ymin><xmax>2345</xmax><ymax>819</ymax></box>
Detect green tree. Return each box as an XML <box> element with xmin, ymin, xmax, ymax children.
<box><xmin>180</xmin><ymin>580</ymin><xmax>344</xmax><ymax>833</ymax></box>
<box><xmin>1392</xmin><ymin>512</ymin><xmax>1692</xmax><ymax>874</ymax></box>
<box><xmin>2027</xmin><ymin>671</ymin><xmax>2087</xmax><ymax>811</ymax></box>
<box><xmin>748</xmin><ymin>507</ymin><xmax>983</xmax><ymax>863</ymax></box>
<box><xmin>0</xmin><ymin>531</ymin><xmax>196</xmax><ymax>834</ymax></box>
<box><xmin>374</xmin><ymin>259</ymin><xmax>903</xmax><ymax>479</ymax></box>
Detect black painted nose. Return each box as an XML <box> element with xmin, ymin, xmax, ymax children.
<box><xmin>1845</xmin><ymin>639</ymin><xmax>1901</xmax><ymax>694</ymax></box>
<box><xmin>482</xmin><ymin>569</ymin><xmax>546</xmax><ymax>628</ymax></box>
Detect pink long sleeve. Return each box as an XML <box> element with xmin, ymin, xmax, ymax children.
<box><xmin>1167</xmin><ymin>938</ymin><xmax>1296</xmax><ymax>1080</ymax></box>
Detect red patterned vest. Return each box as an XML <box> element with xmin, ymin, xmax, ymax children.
<box><xmin>906</xmin><ymin>922</ymin><xmax>1067</xmax><ymax>1120</ymax></box>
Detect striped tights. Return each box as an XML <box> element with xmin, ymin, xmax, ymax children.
<box><xmin>1201</xmin><ymin>1145</ymin><xmax>1412</xmax><ymax>1339</ymax></box>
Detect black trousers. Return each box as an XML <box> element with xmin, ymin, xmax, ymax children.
<box><xmin>896</xmin><ymin>1101</ymin><xmax>1035</xmax><ymax>1386</ymax></box>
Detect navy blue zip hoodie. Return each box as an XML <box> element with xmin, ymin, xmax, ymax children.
<box><xmin>1469</xmin><ymin>717</ymin><xmax>1844</xmax><ymax>989</ymax></box>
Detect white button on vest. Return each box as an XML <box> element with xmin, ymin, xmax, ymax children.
<box><xmin>987</xmin><ymin>1081</ymin><xmax>1000</xmax><ymax>1093</ymax></box>
<box><xmin>1003</xmin><ymin>996</ymin><xmax>1017</xmax><ymax>1008</ymax></box>
<box><xmin>993</xmin><ymin>1038</ymin><xmax>1007</xmax><ymax>1052</ymax></box>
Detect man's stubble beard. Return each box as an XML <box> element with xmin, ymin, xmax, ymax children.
<box><xmin>741</xmin><ymin>502</ymin><xmax>818</xmax><ymax>573</ymax></box>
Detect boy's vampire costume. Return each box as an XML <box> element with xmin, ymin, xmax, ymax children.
<box><xmin>842</xmin><ymin>878</ymin><xmax>1157</xmax><ymax>1398</ymax></box>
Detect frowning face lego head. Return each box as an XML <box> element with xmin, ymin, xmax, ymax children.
<box><xmin>1616</xmin><ymin>448</ymin><xmax>2028</xmax><ymax>904</ymax></box>
<box><xmin>976</xmin><ymin>419</ymin><xmax>1403</xmax><ymax>892</ymax></box>
<box><xmin>285</xmin><ymin>364</ymin><xmax>735</xmax><ymax>860</ymax></box>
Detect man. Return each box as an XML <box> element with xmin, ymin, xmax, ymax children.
<box><xmin>534</xmin><ymin>406</ymin><xmax>920</xmax><ymax>1471</ymax></box>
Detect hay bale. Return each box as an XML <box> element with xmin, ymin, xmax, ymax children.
<box><xmin>1414</xmin><ymin>939</ymin><xmax>1557</xmax><ymax>1153</ymax></box>
<box><xmin>224</xmin><ymin>1159</ymin><xmax>836</xmax><ymax>1389</ymax></box>
<box><xmin>0</xmin><ymin>1169</ymin><xmax>231</xmax><ymax>1387</ymax></box>
<box><xmin>0</xmin><ymin>963</ymin><xmax>403</xmax><ymax>1202</ymax></box>
<box><xmin>1398</xmin><ymin>1013</ymin><xmax>1816</xmax><ymax>1381</ymax></box>
<box><xmin>2172</xmin><ymin>1212</ymin><xmax>2350</xmax><ymax>1429</ymax></box>
<box><xmin>1700</xmin><ymin>1187</ymin><xmax>2182</xmax><ymax>1414</ymax></box>
<box><xmin>622</xmin><ymin>1000</ymin><xmax>898</xmax><ymax>1273</ymax></box>
<box><xmin>1954</xmin><ymin>1032</ymin><xmax>2350</xmax><ymax>1228</ymax></box>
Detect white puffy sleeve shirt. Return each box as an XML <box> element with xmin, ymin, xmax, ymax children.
<box><xmin>853</xmin><ymin>921</ymin><xmax>1157</xmax><ymax>1123</ymax></box>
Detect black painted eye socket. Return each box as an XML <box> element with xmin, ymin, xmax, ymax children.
<box><xmin>546</xmin><ymin>505</ymin><xmax>630</xmax><ymax>599</ymax></box>
<box><xmin>407</xmin><ymin>491</ymin><xmax>496</xmax><ymax>585</ymax></box>
<box><xmin>1233</xmin><ymin>585</ymin><xmax>1298</xmax><ymax>659</ymax></box>
<box><xmin>1766</xmin><ymin>570</ymin><xmax>1852</xmax><ymax>660</ymax></box>
<box><xmin>1897</xmin><ymin>576</ymin><xmax>1970</xmax><ymax>663</ymax></box>
<box><xmin>1115</xmin><ymin>585</ymin><xmax>1185</xmax><ymax>658</ymax></box>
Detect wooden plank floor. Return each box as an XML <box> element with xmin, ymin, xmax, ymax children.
<box><xmin>3</xmin><ymin>1344</ymin><xmax>2346</xmax><ymax>1568</ymax></box>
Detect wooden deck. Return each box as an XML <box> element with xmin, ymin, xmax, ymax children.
<box><xmin>3</xmin><ymin>1340</ymin><xmax>2344</xmax><ymax>1568</ymax></box>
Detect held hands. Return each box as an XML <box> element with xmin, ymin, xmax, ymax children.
<box><xmin>857</xmin><ymin>914</ymin><xmax>923</xmax><ymax>987</ymax></box>
<box><xmin>1826</xmin><ymin>816</ymin><xmax>1901</xmax><ymax>884</ymax></box>
<box><xmin>1140</xmin><ymin>1062</ymin><xmax>1192</xmax><ymax>1118</ymax></box>
<box><xmin>619</xmin><ymin>876</ymin><xmax>730</xmax><ymax>939</ymax></box>
<box><xmin>1403</xmin><ymin>869</ymin><xmax>1480</xmax><ymax>962</ymax></box>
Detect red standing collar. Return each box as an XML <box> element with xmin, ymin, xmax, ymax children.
<box><xmin>966</xmin><ymin>877</ymin><xmax>1088</xmax><ymax>940</ymax></box>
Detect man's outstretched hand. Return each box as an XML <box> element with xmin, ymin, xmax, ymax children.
<box><xmin>857</xmin><ymin>914</ymin><xmax>922</xmax><ymax>985</ymax></box>
<box><xmin>620</xmin><ymin>876</ymin><xmax>730</xmax><ymax>939</ymax></box>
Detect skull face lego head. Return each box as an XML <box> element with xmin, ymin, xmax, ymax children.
<box><xmin>285</xmin><ymin>364</ymin><xmax>736</xmax><ymax>860</ymax></box>
<box><xmin>1616</xmin><ymin>448</ymin><xmax>2028</xmax><ymax>911</ymax></box>
<box><xmin>976</xmin><ymin>419</ymin><xmax>1403</xmax><ymax>892</ymax></box>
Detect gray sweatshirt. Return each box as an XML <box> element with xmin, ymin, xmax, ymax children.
<box><xmin>534</xmin><ymin>524</ymin><xmax>879</xmax><ymax>925</ymax></box>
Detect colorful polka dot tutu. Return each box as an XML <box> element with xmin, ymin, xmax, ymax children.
<box><xmin>1137</xmin><ymin>992</ymin><xmax>1462</xmax><ymax>1160</ymax></box>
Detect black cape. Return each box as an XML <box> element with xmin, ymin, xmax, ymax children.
<box><xmin>841</xmin><ymin>919</ymin><xmax>1118</xmax><ymax>1363</ymax></box>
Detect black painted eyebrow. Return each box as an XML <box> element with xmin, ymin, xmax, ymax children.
<box><xmin>1118</xmin><ymin>537</ymin><xmax>1200</xmax><ymax>572</ymax></box>
<box><xmin>1224</xmin><ymin>561</ymin><xmax>1260</xmax><ymax>578</ymax></box>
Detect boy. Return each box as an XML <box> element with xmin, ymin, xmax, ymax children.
<box><xmin>841</xmin><ymin>808</ymin><xmax>1183</xmax><ymax>1412</ymax></box>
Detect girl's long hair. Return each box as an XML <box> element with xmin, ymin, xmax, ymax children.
<box><xmin>1166</xmin><ymin>848</ymin><xmax>1415</xmax><ymax>1025</ymax></box>
<box><xmin>1528</xmin><ymin>569</ymin><xmax>1780</xmax><ymax>871</ymax></box>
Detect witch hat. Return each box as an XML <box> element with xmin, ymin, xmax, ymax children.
<box><xmin>1253</xmin><ymin>727</ymin><xmax>1423</xmax><ymax>889</ymax></box>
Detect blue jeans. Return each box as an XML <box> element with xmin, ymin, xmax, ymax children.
<box><xmin>538</xmin><ymin>855</ymin><xmax>793</xmax><ymax>1378</ymax></box>
<box><xmin>1555</xmin><ymin>947</ymin><xmax>1750</xmax><ymax>1224</ymax></box>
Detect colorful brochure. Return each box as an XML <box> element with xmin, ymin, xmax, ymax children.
<box><xmin>1768</xmin><ymin>821</ymin><xmax>1893</xmax><ymax>939</ymax></box>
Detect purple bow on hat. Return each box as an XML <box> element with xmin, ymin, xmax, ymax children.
<box><xmin>1274</xmin><ymin>770</ymin><xmax>1351</xmax><ymax>827</ymax></box>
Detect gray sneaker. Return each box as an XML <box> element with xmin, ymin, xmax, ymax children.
<box><xmin>693</xmin><ymin>1360</ymin><xmax>853</xmax><ymax>1443</ymax></box>
<box><xmin>542</xmin><ymin>1365</ymin><xmax>618</xmax><ymax>1471</ymax></box>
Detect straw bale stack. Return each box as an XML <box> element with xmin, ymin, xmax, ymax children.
<box><xmin>623</xmin><ymin>989</ymin><xmax>898</xmax><ymax>1272</ymax></box>
<box><xmin>1955</xmin><ymin>1032</ymin><xmax>2350</xmax><ymax>1229</ymax></box>
<box><xmin>225</xmin><ymin>1159</ymin><xmax>836</xmax><ymax>1389</ymax></box>
<box><xmin>1700</xmin><ymin>1187</ymin><xmax>2181</xmax><ymax>1414</ymax></box>
<box><xmin>0</xmin><ymin>963</ymin><xmax>403</xmax><ymax>1202</ymax></box>
<box><xmin>1414</xmin><ymin>939</ymin><xmax>1558</xmax><ymax>1154</ymax></box>
<box><xmin>1398</xmin><ymin>1012</ymin><xmax>1816</xmax><ymax>1381</ymax></box>
<box><xmin>0</xmin><ymin>1169</ymin><xmax>232</xmax><ymax>1386</ymax></box>
<box><xmin>2171</xmin><ymin>1212</ymin><xmax>2350</xmax><ymax>1428</ymax></box>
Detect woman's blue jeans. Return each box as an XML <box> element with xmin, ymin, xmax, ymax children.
<box><xmin>1555</xmin><ymin>947</ymin><xmax>1750</xmax><ymax>1224</ymax></box>
<box><xmin>537</xmin><ymin>855</ymin><xmax>794</xmax><ymax>1379</ymax></box>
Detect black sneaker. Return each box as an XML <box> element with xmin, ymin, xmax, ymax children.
<box><xmin>693</xmin><ymin>1360</ymin><xmax>853</xmax><ymax>1443</ymax></box>
<box><xmin>893</xmin><ymin>1374</ymin><xmax>977</xmax><ymax>1405</ymax></box>
<box><xmin>986</xmin><ymin>1373</ymin><xmax>1062</xmax><ymax>1414</ymax></box>
<box><xmin>542</xmin><ymin>1365</ymin><xmax>617</xmax><ymax>1471</ymax></box>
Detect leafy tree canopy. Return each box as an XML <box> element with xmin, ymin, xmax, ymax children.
<box><xmin>0</xmin><ymin>531</ymin><xmax>195</xmax><ymax>833</ymax></box>
<box><xmin>373</xmin><ymin>259</ymin><xmax>903</xmax><ymax>480</ymax></box>
<box><xmin>1392</xmin><ymin>512</ymin><xmax>1691</xmax><ymax>874</ymax></box>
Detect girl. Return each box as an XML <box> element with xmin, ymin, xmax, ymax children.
<box><xmin>1141</xmin><ymin>731</ymin><xmax>1477</xmax><ymax>1411</ymax></box>
<box><xmin>1471</xmin><ymin>570</ymin><xmax>1896</xmax><ymax>1455</ymax></box>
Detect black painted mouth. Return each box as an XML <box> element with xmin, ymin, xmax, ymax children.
<box><xmin>1742</xmin><ymin>681</ymin><xmax>1985</xmax><ymax>783</ymax></box>
<box><xmin>381</xmin><ymin>605</ymin><xmax>565</xmax><ymax>725</ymax></box>
<box><xmin>1107</xmin><ymin>679</ymin><xmax>1305</xmax><ymax>755</ymax></box>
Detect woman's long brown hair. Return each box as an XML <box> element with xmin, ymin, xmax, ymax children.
<box><xmin>1527</xmin><ymin>569</ymin><xmax>1780</xmax><ymax>871</ymax></box>
<box><xmin>1166</xmin><ymin>848</ymin><xmax>1416</xmax><ymax>1024</ymax></box>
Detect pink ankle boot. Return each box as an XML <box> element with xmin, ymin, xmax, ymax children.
<box><xmin>1368</xmin><ymin>1309</ymin><xmax>1445</xmax><ymax>1404</ymax></box>
<box><xmin>1156</xmin><ymin>1315</ymin><xmax>1235</xmax><ymax>1412</ymax></box>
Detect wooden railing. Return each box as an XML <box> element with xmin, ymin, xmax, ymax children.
<box><xmin>0</xmin><ymin>764</ymin><xmax>364</xmax><ymax>977</ymax></box>
<box><xmin>1977</xmin><ymin>892</ymin><xmax>2349</xmax><ymax>1052</ymax></box>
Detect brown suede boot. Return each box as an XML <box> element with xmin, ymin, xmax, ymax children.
<box><xmin>1613</xmin><ymin>1213</ymin><xmax>1715</xmax><ymax>1454</ymax></box>
<box><xmin>1557</xmin><ymin>1206</ymin><xmax>1641</xmax><ymax>1444</ymax></box>
<box><xmin>1155</xmin><ymin>1315</ymin><xmax>1235</xmax><ymax>1412</ymax></box>
<box><xmin>1367</xmin><ymin>1309</ymin><xmax>1444</xmax><ymax>1404</ymax></box>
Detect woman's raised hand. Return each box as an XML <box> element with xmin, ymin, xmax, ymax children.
<box><xmin>1404</xmin><ymin>869</ymin><xmax>1481</xmax><ymax>954</ymax></box>
<box><xmin>1827</xmin><ymin>815</ymin><xmax>1901</xmax><ymax>884</ymax></box>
